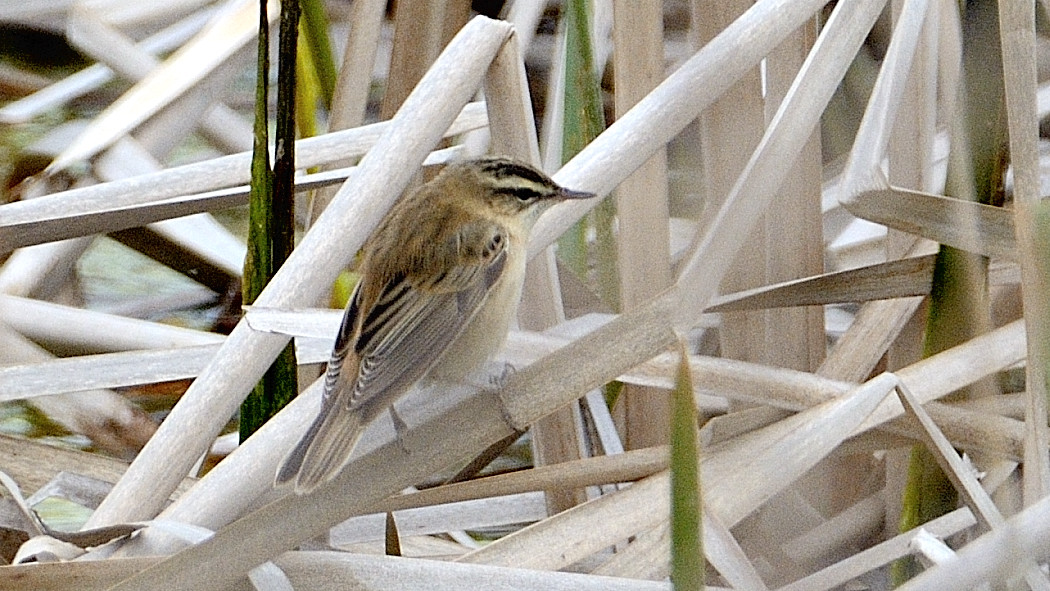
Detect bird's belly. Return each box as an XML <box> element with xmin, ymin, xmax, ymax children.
<box><xmin>425</xmin><ymin>245</ymin><xmax>526</xmax><ymax>383</ymax></box>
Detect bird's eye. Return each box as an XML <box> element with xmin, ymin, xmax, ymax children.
<box><xmin>497</xmin><ymin>187</ymin><xmax>543</xmax><ymax>203</ymax></box>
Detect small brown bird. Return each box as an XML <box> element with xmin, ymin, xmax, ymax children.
<box><xmin>276</xmin><ymin>156</ymin><xmax>594</xmax><ymax>493</ymax></box>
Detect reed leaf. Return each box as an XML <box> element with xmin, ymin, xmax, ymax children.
<box><xmin>670</xmin><ymin>338</ymin><xmax>702</xmax><ymax>591</ymax></box>
<box><xmin>299</xmin><ymin>0</ymin><xmax>335</xmax><ymax>107</ymax></box>
<box><xmin>558</xmin><ymin>0</ymin><xmax>617</xmax><ymax>309</ymax></box>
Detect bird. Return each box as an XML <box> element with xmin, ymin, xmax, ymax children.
<box><xmin>275</xmin><ymin>156</ymin><xmax>595</xmax><ymax>493</ymax></box>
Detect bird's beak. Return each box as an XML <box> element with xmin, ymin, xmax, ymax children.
<box><xmin>557</xmin><ymin>187</ymin><xmax>596</xmax><ymax>200</ymax></box>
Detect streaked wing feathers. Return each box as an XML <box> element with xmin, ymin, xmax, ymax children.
<box><xmin>348</xmin><ymin>220</ymin><xmax>508</xmax><ymax>407</ymax></box>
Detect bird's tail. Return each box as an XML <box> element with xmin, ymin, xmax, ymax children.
<box><xmin>275</xmin><ymin>402</ymin><xmax>365</xmax><ymax>494</ymax></box>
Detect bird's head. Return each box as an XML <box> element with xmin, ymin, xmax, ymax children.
<box><xmin>445</xmin><ymin>156</ymin><xmax>595</xmax><ymax>226</ymax></box>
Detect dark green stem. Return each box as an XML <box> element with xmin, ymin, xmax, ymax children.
<box><xmin>241</xmin><ymin>0</ymin><xmax>301</xmax><ymax>441</ymax></box>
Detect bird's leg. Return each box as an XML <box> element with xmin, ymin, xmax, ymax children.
<box><xmin>389</xmin><ymin>406</ymin><xmax>410</xmax><ymax>454</ymax></box>
<box><xmin>490</xmin><ymin>362</ymin><xmax>516</xmax><ymax>388</ymax></box>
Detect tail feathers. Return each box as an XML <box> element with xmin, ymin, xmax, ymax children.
<box><xmin>275</xmin><ymin>404</ymin><xmax>365</xmax><ymax>494</ymax></box>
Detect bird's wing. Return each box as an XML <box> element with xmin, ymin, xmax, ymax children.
<box><xmin>276</xmin><ymin>219</ymin><xmax>508</xmax><ymax>492</ymax></box>
<box><xmin>347</xmin><ymin>219</ymin><xmax>508</xmax><ymax>407</ymax></box>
